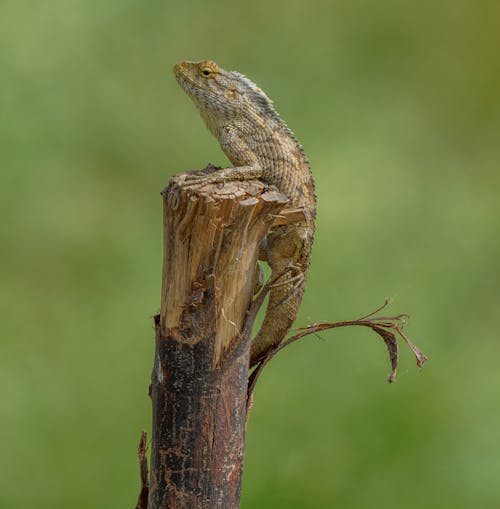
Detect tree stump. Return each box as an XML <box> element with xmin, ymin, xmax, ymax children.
<box><xmin>148</xmin><ymin>171</ymin><xmax>289</xmax><ymax>509</ymax></box>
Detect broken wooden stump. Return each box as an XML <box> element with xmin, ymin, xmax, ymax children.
<box><xmin>148</xmin><ymin>171</ymin><xmax>288</xmax><ymax>508</ymax></box>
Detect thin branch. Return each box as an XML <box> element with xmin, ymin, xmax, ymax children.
<box><xmin>356</xmin><ymin>297</ymin><xmax>392</xmax><ymax>320</ymax></box>
<box><xmin>248</xmin><ymin>301</ymin><xmax>428</xmax><ymax>403</ymax></box>
<box><xmin>134</xmin><ymin>430</ymin><xmax>149</xmax><ymax>509</ymax></box>
<box><xmin>393</xmin><ymin>325</ymin><xmax>428</xmax><ymax>368</ymax></box>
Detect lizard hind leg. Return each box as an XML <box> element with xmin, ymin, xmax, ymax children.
<box><xmin>249</xmin><ymin>265</ymin><xmax>307</xmax><ymax>367</ymax></box>
<box><xmin>250</xmin><ymin>225</ymin><xmax>311</xmax><ymax>366</ymax></box>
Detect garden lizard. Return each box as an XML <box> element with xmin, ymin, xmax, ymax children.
<box><xmin>173</xmin><ymin>60</ymin><xmax>316</xmax><ymax>367</ymax></box>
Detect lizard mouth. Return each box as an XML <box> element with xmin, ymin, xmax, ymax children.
<box><xmin>173</xmin><ymin>62</ymin><xmax>202</xmax><ymax>90</ymax></box>
<box><xmin>173</xmin><ymin>62</ymin><xmax>186</xmax><ymax>80</ymax></box>
<box><xmin>173</xmin><ymin>63</ymin><xmax>189</xmax><ymax>86</ymax></box>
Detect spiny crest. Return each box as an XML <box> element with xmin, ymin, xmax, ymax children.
<box><xmin>231</xmin><ymin>71</ymin><xmax>277</xmax><ymax>117</ymax></box>
<box><xmin>230</xmin><ymin>70</ymin><xmax>308</xmax><ymax>162</ymax></box>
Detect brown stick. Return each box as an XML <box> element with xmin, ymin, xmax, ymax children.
<box><xmin>147</xmin><ymin>172</ymin><xmax>288</xmax><ymax>509</ymax></box>
<box><xmin>135</xmin><ymin>431</ymin><xmax>149</xmax><ymax>509</ymax></box>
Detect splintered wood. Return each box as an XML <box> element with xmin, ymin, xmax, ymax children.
<box><xmin>160</xmin><ymin>175</ymin><xmax>288</xmax><ymax>366</ymax></box>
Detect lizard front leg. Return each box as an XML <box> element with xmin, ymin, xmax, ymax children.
<box><xmin>182</xmin><ymin>164</ymin><xmax>263</xmax><ymax>187</ymax></box>
<box><xmin>183</xmin><ymin>130</ymin><xmax>263</xmax><ymax>187</ymax></box>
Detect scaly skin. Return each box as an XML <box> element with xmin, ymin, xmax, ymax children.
<box><xmin>173</xmin><ymin>60</ymin><xmax>315</xmax><ymax>367</ymax></box>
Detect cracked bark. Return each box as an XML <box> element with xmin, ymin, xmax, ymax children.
<box><xmin>147</xmin><ymin>172</ymin><xmax>288</xmax><ymax>509</ymax></box>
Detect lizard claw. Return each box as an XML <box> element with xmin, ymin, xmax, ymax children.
<box><xmin>182</xmin><ymin>177</ymin><xmax>212</xmax><ymax>189</ymax></box>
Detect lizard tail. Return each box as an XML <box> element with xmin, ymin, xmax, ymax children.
<box><xmin>249</xmin><ymin>267</ymin><xmax>306</xmax><ymax>367</ymax></box>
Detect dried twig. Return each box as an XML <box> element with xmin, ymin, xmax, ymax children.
<box><xmin>134</xmin><ymin>430</ymin><xmax>149</xmax><ymax>509</ymax></box>
<box><xmin>248</xmin><ymin>300</ymin><xmax>428</xmax><ymax>402</ymax></box>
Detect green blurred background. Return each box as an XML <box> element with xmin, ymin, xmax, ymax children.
<box><xmin>1</xmin><ymin>0</ymin><xmax>499</xmax><ymax>507</ymax></box>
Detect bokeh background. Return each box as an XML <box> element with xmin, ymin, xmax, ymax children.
<box><xmin>1</xmin><ymin>1</ymin><xmax>499</xmax><ymax>507</ymax></box>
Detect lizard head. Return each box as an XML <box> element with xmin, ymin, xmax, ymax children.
<box><xmin>174</xmin><ymin>60</ymin><xmax>277</xmax><ymax>132</ymax></box>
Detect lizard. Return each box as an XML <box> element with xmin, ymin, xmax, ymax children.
<box><xmin>173</xmin><ymin>59</ymin><xmax>316</xmax><ymax>367</ymax></box>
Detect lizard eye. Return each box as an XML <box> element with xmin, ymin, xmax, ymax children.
<box><xmin>200</xmin><ymin>67</ymin><xmax>213</xmax><ymax>77</ymax></box>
